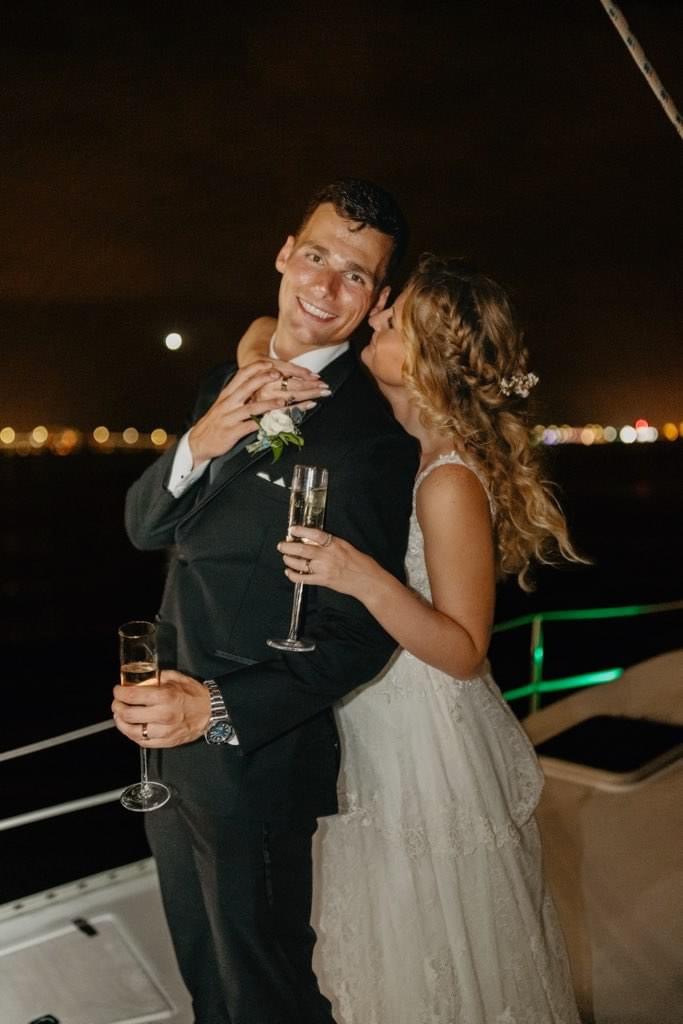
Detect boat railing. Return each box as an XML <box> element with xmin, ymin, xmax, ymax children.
<box><xmin>1</xmin><ymin>598</ymin><xmax>682</xmax><ymax>835</ymax></box>
<box><xmin>0</xmin><ymin>720</ymin><xmax>120</xmax><ymax>834</ymax></box>
<box><xmin>492</xmin><ymin>597</ymin><xmax>683</xmax><ymax>712</ymax></box>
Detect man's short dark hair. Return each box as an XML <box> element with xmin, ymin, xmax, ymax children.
<box><xmin>300</xmin><ymin>177</ymin><xmax>408</xmax><ymax>282</ymax></box>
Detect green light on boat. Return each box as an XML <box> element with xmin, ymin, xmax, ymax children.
<box><xmin>502</xmin><ymin>667</ymin><xmax>624</xmax><ymax>703</ymax></box>
<box><xmin>493</xmin><ymin>599</ymin><xmax>683</xmax><ymax>634</ymax></box>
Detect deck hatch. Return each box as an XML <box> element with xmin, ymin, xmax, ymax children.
<box><xmin>0</xmin><ymin>912</ymin><xmax>174</xmax><ymax>1023</ymax></box>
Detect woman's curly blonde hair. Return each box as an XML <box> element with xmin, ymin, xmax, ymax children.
<box><xmin>401</xmin><ymin>254</ymin><xmax>584</xmax><ymax>591</ymax></box>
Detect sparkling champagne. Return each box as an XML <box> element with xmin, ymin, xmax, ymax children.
<box><xmin>120</xmin><ymin>660</ymin><xmax>158</xmax><ymax>686</ymax></box>
<box><xmin>287</xmin><ymin>486</ymin><xmax>328</xmax><ymax>537</ymax></box>
<box><xmin>268</xmin><ymin>465</ymin><xmax>328</xmax><ymax>653</ymax></box>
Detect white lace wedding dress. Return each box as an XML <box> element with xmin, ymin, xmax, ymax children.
<box><xmin>312</xmin><ymin>453</ymin><xmax>580</xmax><ymax>1024</ymax></box>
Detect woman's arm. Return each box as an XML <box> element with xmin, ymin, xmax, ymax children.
<box><xmin>237</xmin><ymin>316</ymin><xmax>278</xmax><ymax>366</ymax></box>
<box><xmin>279</xmin><ymin>464</ymin><xmax>496</xmax><ymax>679</ymax></box>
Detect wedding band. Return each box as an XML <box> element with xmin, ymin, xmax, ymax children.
<box><xmin>321</xmin><ymin>532</ymin><xmax>333</xmax><ymax>547</ymax></box>
<box><xmin>305</xmin><ymin>559</ymin><xmax>312</xmax><ymax>574</ymax></box>
<box><xmin>142</xmin><ymin>724</ymin><xmax>149</xmax><ymax>740</ymax></box>
<box><xmin>280</xmin><ymin>378</ymin><xmax>289</xmax><ymax>391</ymax></box>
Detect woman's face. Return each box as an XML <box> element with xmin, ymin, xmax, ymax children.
<box><xmin>362</xmin><ymin>291</ymin><xmax>408</xmax><ymax>387</ymax></box>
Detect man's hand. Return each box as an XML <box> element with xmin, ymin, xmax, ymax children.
<box><xmin>188</xmin><ymin>359</ymin><xmax>327</xmax><ymax>465</ymax></box>
<box><xmin>188</xmin><ymin>360</ymin><xmax>284</xmax><ymax>465</ymax></box>
<box><xmin>112</xmin><ymin>670</ymin><xmax>211</xmax><ymax>748</ymax></box>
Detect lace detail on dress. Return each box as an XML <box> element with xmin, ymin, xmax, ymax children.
<box><xmin>312</xmin><ymin>449</ymin><xmax>580</xmax><ymax>1024</ymax></box>
<box><xmin>337</xmin><ymin>665</ymin><xmax>544</xmax><ymax>853</ymax></box>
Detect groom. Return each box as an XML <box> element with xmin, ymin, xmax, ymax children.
<box><xmin>113</xmin><ymin>178</ymin><xmax>418</xmax><ymax>1023</ymax></box>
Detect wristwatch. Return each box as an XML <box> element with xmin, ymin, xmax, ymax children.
<box><xmin>203</xmin><ymin>680</ymin><xmax>237</xmax><ymax>745</ymax></box>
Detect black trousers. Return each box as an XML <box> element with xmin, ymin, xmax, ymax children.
<box><xmin>146</xmin><ymin>796</ymin><xmax>336</xmax><ymax>1024</ymax></box>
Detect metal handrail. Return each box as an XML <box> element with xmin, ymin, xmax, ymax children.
<box><xmin>0</xmin><ymin>719</ymin><xmax>115</xmax><ymax>764</ymax></box>
<box><xmin>492</xmin><ymin>598</ymin><xmax>683</xmax><ymax>634</ymax></box>
<box><xmin>494</xmin><ymin>598</ymin><xmax>683</xmax><ymax>712</ymax></box>
<box><xmin>1</xmin><ymin>598</ymin><xmax>681</xmax><ymax>833</ymax></box>
<box><xmin>0</xmin><ymin>789</ymin><xmax>124</xmax><ymax>833</ymax></box>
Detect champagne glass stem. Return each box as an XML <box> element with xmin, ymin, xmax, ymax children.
<box><xmin>287</xmin><ymin>581</ymin><xmax>305</xmax><ymax>641</ymax></box>
<box><xmin>139</xmin><ymin>747</ymin><xmax>151</xmax><ymax>792</ymax></box>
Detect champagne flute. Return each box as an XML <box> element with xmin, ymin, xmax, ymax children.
<box><xmin>268</xmin><ymin>465</ymin><xmax>328</xmax><ymax>653</ymax></box>
<box><xmin>118</xmin><ymin>620</ymin><xmax>171</xmax><ymax>812</ymax></box>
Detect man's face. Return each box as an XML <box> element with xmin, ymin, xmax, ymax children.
<box><xmin>275</xmin><ymin>203</ymin><xmax>392</xmax><ymax>356</ymax></box>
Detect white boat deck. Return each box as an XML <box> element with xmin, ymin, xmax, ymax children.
<box><xmin>524</xmin><ymin>649</ymin><xmax>683</xmax><ymax>1024</ymax></box>
<box><xmin>0</xmin><ymin>859</ymin><xmax>193</xmax><ymax>1024</ymax></box>
<box><xmin>1</xmin><ymin>650</ymin><xmax>680</xmax><ymax>1024</ymax></box>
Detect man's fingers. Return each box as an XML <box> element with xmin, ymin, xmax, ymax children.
<box><xmin>206</xmin><ymin>389</ymin><xmax>284</xmax><ymax>428</ymax></box>
<box><xmin>217</xmin><ymin>369</ymin><xmax>281</xmax><ymax>408</ymax></box>
<box><xmin>113</xmin><ymin>717</ymin><xmax>175</xmax><ymax>748</ymax></box>
<box><xmin>159</xmin><ymin>669</ymin><xmax>195</xmax><ymax>685</ymax></box>
<box><xmin>229</xmin><ymin>399</ymin><xmax>289</xmax><ymax>423</ymax></box>
<box><xmin>113</xmin><ymin>684</ymin><xmax>164</xmax><ymax>706</ymax></box>
<box><xmin>222</xmin><ymin>360</ymin><xmax>277</xmax><ymax>394</ymax></box>
<box><xmin>212</xmin><ymin>364</ymin><xmax>278</xmax><ymax>407</ymax></box>
<box><xmin>113</xmin><ymin>701</ymin><xmax>164</xmax><ymax>726</ymax></box>
<box><xmin>188</xmin><ymin>396</ymin><xmax>287</xmax><ymax>461</ymax></box>
<box><xmin>229</xmin><ymin>371</ymin><xmax>287</xmax><ymax>407</ymax></box>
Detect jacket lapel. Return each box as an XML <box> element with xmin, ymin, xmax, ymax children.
<box><xmin>291</xmin><ymin>347</ymin><xmax>355</xmax><ymax>432</ymax></box>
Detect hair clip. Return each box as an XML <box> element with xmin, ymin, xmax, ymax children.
<box><xmin>500</xmin><ymin>372</ymin><xmax>539</xmax><ymax>398</ymax></box>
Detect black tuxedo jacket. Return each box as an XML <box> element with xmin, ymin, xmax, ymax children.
<box><xmin>125</xmin><ymin>349</ymin><xmax>418</xmax><ymax>825</ymax></box>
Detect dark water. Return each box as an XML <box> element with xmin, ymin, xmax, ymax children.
<box><xmin>1</xmin><ymin>444</ymin><xmax>681</xmax><ymax>904</ymax></box>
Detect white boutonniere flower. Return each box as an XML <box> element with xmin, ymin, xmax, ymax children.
<box><xmin>246</xmin><ymin>407</ymin><xmax>305</xmax><ymax>463</ymax></box>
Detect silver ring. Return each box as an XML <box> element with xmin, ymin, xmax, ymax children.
<box><xmin>141</xmin><ymin>724</ymin><xmax>149</xmax><ymax>740</ymax></box>
<box><xmin>321</xmin><ymin>533</ymin><xmax>333</xmax><ymax>548</ymax></box>
<box><xmin>280</xmin><ymin>378</ymin><xmax>289</xmax><ymax>392</ymax></box>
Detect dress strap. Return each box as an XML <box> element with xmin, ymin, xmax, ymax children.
<box><xmin>415</xmin><ymin>451</ymin><xmax>467</xmax><ymax>491</ymax></box>
<box><xmin>414</xmin><ymin>451</ymin><xmax>494</xmax><ymax>516</ymax></box>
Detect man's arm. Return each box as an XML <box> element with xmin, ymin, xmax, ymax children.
<box><xmin>114</xmin><ymin>428</ymin><xmax>418</xmax><ymax>751</ymax></box>
<box><xmin>125</xmin><ymin>360</ymin><xmax>292</xmax><ymax>550</ymax></box>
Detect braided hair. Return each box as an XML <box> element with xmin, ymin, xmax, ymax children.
<box><xmin>401</xmin><ymin>254</ymin><xmax>583</xmax><ymax>590</ymax></box>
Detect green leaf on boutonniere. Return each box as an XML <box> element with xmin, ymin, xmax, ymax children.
<box><xmin>246</xmin><ymin>407</ymin><xmax>305</xmax><ymax>462</ymax></box>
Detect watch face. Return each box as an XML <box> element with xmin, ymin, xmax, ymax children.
<box><xmin>205</xmin><ymin>720</ymin><xmax>234</xmax><ymax>745</ymax></box>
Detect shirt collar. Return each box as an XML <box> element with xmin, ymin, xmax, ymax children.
<box><xmin>269</xmin><ymin>334</ymin><xmax>349</xmax><ymax>373</ymax></box>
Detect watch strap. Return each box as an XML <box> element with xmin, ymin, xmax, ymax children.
<box><xmin>205</xmin><ymin>679</ymin><xmax>229</xmax><ymax>722</ymax></box>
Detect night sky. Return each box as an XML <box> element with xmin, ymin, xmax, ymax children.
<box><xmin>1</xmin><ymin>0</ymin><xmax>681</xmax><ymax>430</ymax></box>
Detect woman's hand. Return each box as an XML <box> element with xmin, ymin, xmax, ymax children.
<box><xmin>277</xmin><ymin>526</ymin><xmax>381</xmax><ymax>599</ymax></box>
<box><xmin>252</xmin><ymin>359</ymin><xmax>331</xmax><ymax>409</ymax></box>
<box><xmin>188</xmin><ymin>360</ymin><xmax>287</xmax><ymax>464</ymax></box>
<box><xmin>236</xmin><ymin>318</ymin><xmax>332</xmax><ymax>408</ymax></box>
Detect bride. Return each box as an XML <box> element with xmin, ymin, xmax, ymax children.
<box><xmin>241</xmin><ymin>254</ymin><xmax>582</xmax><ymax>1024</ymax></box>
